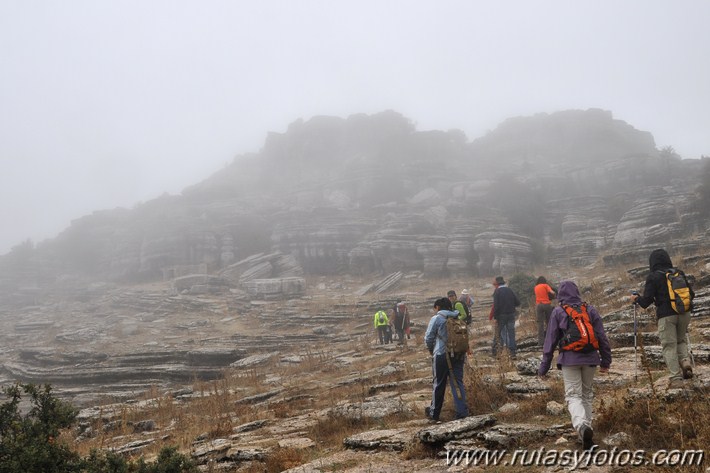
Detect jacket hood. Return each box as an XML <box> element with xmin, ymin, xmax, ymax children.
<box><xmin>558</xmin><ymin>280</ymin><xmax>582</xmax><ymax>306</ymax></box>
<box><xmin>437</xmin><ymin>310</ymin><xmax>459</xmax><ymax>318</ymax></box>
<box><xmin>649</xmin><ymin>248</ymin><xmax>673</xmax><ymax>272</ymax></box>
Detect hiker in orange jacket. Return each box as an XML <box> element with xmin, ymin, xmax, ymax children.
<box><xmin>534</xmin><ymin>276</ymin><xmax>556</xmax><ymax>347</ymax></box>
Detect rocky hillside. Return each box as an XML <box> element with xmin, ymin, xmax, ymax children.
<box><xmin>1</xmin><ymin>109</ymin><xmax>708</xmax><ymax>306</ymax></box>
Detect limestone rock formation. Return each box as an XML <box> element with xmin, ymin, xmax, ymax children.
<box><xmin>1</xmin><ymin>109</ymin><xmax>708</xmax><ymax>295</ymax></box>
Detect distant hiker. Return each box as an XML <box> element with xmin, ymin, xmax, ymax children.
<box><xmin>448</xmin><ymin>290</ymin><xmax>470</xmax><ymax>324</ymax></box>
<box><xmin>491</xmin><ymin>276</ymin><xmax>520</xmax><ymax>358</ymax></box>
<box><xmin>459</xmin><ymin>288</ymin><xmax>474</xmax><ymax>324</ymax></box>
<box><xmin>374</xmin><ymin>309</ymin><xmax>390</xmax><ymax>345</ymax></box>
<box><xmin>538</xmin><ymin>280</ymin><xmax>611</xmax><ymax>451</ymax></box>
<box><xmin>424</xmin><ymin>297</ymin><xmax>469</xmax><ymax>422</ymax></box>
<box><xmin>392</xmin><ymin>300</ymin><xmax>409</xmax><ymax>345</ymax></box>
<box><xmin>631</xmin><ymin>249</ymin><xmax>695</xmax><ymax>387</ymax></box>
<box><xmin>459</xmin><ymin>288</ymin><xmax>474</xmax><ymax>309</ymax></box>
<box><xmin>534</xmin><ymin>276</ymin><xmax>556</xmax><ymax>347</ymax></box>
<box><xmin>402</xmin><ymin>302</ymin><xmax>411</xmax><ymax>339</ymax></box>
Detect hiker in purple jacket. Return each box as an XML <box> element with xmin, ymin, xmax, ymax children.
<box><xmin>538</xmin><ymin>280</ymin><xmax>612</xmax><ymax>450</ymax></box>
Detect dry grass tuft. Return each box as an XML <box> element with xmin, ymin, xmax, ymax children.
<box><xmin>596</xmin><ymin>387</ymin><xmax>710</xmax><ymax>459</ymax></box>
<box><xmin>306</xmin><ymin>413</ymin><xmax>377</xmax><ymax>448</ymax></box>
<box><xmin>504</xmin><ymin>381</ymin><xmax>565</xmax><ymax>422</ymax></box>
<box><xmin>401</xmin><ymin>439</ymin><xmax>438</xmax><ymax>460</ymax></box>
<box><xmin>464</xmin><ymin>363</ymin><xmax>510</xmax><ymax>415</ymax></box>
<box><xmin>241</xmin><ymin>447</ymin><xmax>308</xmax><ymax>473</ymax></box>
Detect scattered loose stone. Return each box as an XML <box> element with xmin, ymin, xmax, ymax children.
<box><xmin>516</xmin><ymin>357</ymin><xmax>541</xmax><ymax>376</ymax></box>
<box><xmin>604</xmin><ymin>431</ymin><xmax>631</xmax><ymax>447</ymax></box>
<box><xmin>546</xmin><ymin>401</ymin><xmax>565</xmax><ymax>416</ymax></box>
<box><xmin>498</xmin><ymin>402</ymin><xmax>520</xmax><ymax>413</ymax></box>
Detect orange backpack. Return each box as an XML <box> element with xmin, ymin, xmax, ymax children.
<box><xmin>558</xmin><ymin>304</ymin><xmax>599</xmax><ymax>353</ymax></box>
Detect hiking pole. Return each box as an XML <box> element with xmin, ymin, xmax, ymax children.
<box><xmin>445</xmin><ymin>352</ymin><xmax>464</xmax><ymax>403</ymax></box>
<box><xmin>687</xmin><ymin>330</ymin><xmax>695</xmax><ymax>368</ymax></box>
<box><xmin>631</xmin><ymin>291</ymin><xmax>639</xmax><ymax>382</ymax></box>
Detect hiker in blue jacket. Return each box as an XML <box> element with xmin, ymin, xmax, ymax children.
<box><xmin>424</xmin><ymin>297</ymin><xmax>469</xmax><ymax>422</ymax></box>
<box><xmin>538</xmin><ymin>280</ymin><xmax>611</xmax><ymax>450</ymax></box>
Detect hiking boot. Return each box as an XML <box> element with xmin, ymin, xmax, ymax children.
<box><xmin>668</xmin><ymin>378</ymin><xmax>685</xmax><ymax>389</ymax></box>
<box><xmin>424</xmin><ymin>406</ymin><xmax>439</xmax><ymax>422</ymax></box>
<box><xmin>680</xmin><ymin>359</ymin><xmax>693</xmax><ymax>379</ymax></box>
<box><xmin>580</xmin><ymin>425</ymin><xmax>594</xmax><ymax>450</ymax></box>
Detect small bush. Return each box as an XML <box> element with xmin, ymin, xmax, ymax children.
<box><xmin>0</xmin><ymin>383</ymin><xmax>197</xmax><ymax>473</ymax></box>
<box><xmin>0</xmin><ymin>383</ymin><xmax>81</xmax><ymax>473</ymax></box>
<box><xmin>508</xmin><ymin>273</ymin><xmax>537</xmax><ymax>309</ymax></box>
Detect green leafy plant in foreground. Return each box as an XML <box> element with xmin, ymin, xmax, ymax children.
<box><xmin>0</xmin><ymin>383</ymin><xmax>196</xmax><ymax>473</ymax></box>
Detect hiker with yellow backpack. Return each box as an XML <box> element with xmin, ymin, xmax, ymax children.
<box><xmin>631</xmin><ymin>248</ymin><xmax>695</xmax><ymax>388</ymax></box>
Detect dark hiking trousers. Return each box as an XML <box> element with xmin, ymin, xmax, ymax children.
<box><xmin>429</xmin><ymin>353</ymin><xmax>468</xmax><ymax>420</ymax></box>
<box><xmin>536</xmin><ymin>303</ymin><xmax>553</xmax><ymax>346</ymax></box>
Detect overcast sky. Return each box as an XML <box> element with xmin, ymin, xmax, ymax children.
<box><xmin>1</xmin><ymin>1</ymin><xmax>708</xmax><ymax>255</ymax></box>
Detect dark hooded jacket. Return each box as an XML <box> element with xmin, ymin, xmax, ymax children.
<box><xmin>492</xmin><ymin>284</ymin><xmax>520</xmax><ymax>319</ymax></box>
<box><xmin>636</xmin><ymin>249</ymin><xmax>695</xmax><ymax>319</ymax></box>
<box><xmin>539</xmin><ymin>280</ymin><xmax>612</xmax><ymax>375</ymax></box>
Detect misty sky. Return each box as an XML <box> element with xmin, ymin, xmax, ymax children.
<box><xmin>1</xmin><ymin>1</ymin><xmax>708</xmax><ymax>255</ymax></box>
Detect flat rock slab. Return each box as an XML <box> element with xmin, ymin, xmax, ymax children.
<box><xmin>506</xmin><ymin>380</ymin><xmax>550</xmax><ymax>394</ymax></box>
<box><xmin>230</xmin><ymin>352</ymin><xmax>278</xmax><ymax>368</ymax></box>
<box><xmin>331</xmin><ymin>397</ymin><xmax>410</xmax><ymax>420</ymax></box>
<box><xmin>235</xmin><ymin>388</ymin><xmax>284</xmax><ymax>405</ymax></box>
<box><xmin>477</xmin><ymin>422</ymin><xmax>563</xmax><ymax>448</ymax></box>
<box><xmin>191</xmin><ymin>438</ymin><xmax>232</xmax><ymax>460</ymax></box>
<box><xmin>112</xmin><ymin>438</ymin><xmax>155</xmax><ymax>455</ymax></box>
<box><xmin>343</xmin><ymin>428</ymin><xmax>415</xmax><ymax>451</ymax></box>
<box><xmin>278</xmin><ymin>437</ymin><xmax>316</xmax><ymax>449</ymax></box>
<box><xmin>233</xmin><ymin>419</ymin><xmax>268</xmax><ymax>433</ymax></box>
<box><xmin>417</xmin><ymin>414</ymin><xmax>496</xmax><ymax>444</ymax></box>
<box><xmin>227</xmin><ymin>446</ymin><xmax>268</xmax><ymax>461</ymax></box>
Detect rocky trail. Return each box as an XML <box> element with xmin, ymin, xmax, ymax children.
<box><xmin>1</xmin><ymin>265</ymin><xmax>709</xmax><ymax>472</ymax></box>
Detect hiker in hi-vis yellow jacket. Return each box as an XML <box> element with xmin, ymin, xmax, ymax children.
<box><xmin>374</xmin><ymin>309</ymin><xmax>390</xmax><ymax>345</ymax></box>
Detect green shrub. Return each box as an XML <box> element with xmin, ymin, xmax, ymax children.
<box><xmin>0</xmin><ymin>383</ymin><xmax>81</xmax><ymax>473</ymax></box>
<box><xmin>0</xmin><ymin>384</ymin><xmax>197</xmax><ymax>473</ymax></box>
<box><xmin>507</xmin><ymin>273</ymin><xmax>537</xmax><ymax>308</ymax></box>
<box><xmin>134</xmin><ymin>447</ymin><xmax>198</xmax><ymax>473</ymax></box>
<box><xmin>79</xmin><ymin>447</ymin><xmax>197</xmax><ymax>473</ymax></box>
<box><xmin>80</xmin><ymin>450</ymin><xmax>129</xmax><ymax>473</ymax></box>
